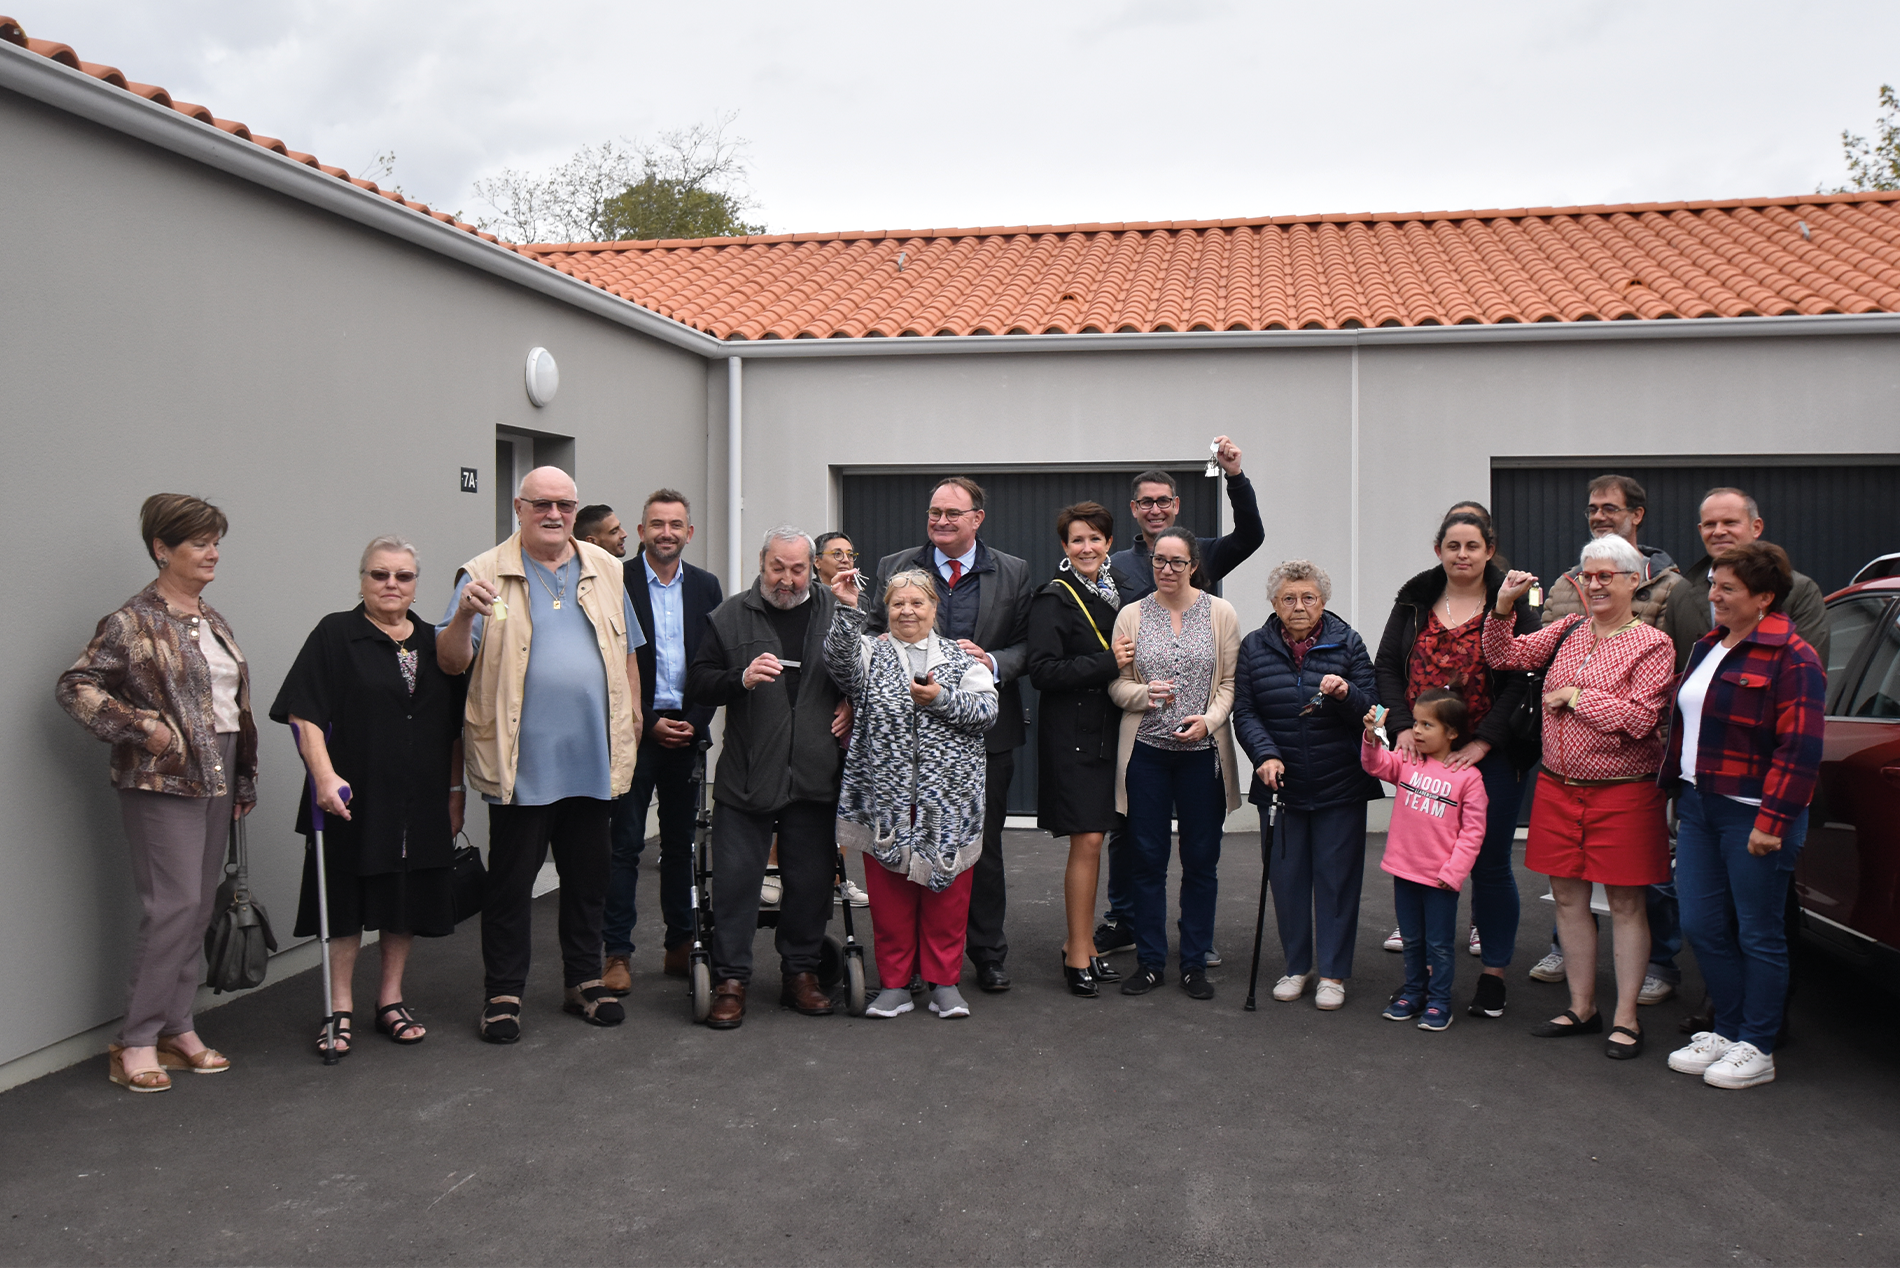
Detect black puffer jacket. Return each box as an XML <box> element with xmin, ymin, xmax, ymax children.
<box><xmin>1373</xmin><ymin>563</ymin><xmax>1541</xmax><ymax>766</ymax></box>
<box><xmin>1232</xmin><ymin>611</ymin><xmax>1383</xmax><ymax>811</ymax></box>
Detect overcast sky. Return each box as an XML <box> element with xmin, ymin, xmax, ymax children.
<box><xmin>18</xmin><ymin>0</ymin><xmax>1900</xmax><ymax>237</ymax></box>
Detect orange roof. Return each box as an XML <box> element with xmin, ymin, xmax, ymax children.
<box><xmin>522</xmin><ymin>193</ymin><xmax>1900</xmax><ymax>340</ymax></box>
<box><xmin>1</xmin><ymin>14</ymin><xmax>500</xmax><ymax>244</ymax></box>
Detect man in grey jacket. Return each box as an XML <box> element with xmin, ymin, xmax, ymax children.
<box><xmin>863</xmin><ymin>477</ymin><xmax>1034</xmax><ymax>992</ymax></box>
<box><xmin>1662</xmin><ymin>487</ymin><xmax>1831</xmax><ymax>669</ymax></box>
<box><xmin>685</xmin><ymin>527</ymin><xmax>844</xmax><ymax>1029</ymax></box>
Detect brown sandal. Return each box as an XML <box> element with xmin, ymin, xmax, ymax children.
<box><xmin>107</xmin><ymin>1044</ymin><xmax>171</xmax><ymax>1094</ymax></box>
<box><xmin>156</xmin><ymin>1036</ymin><xmax>231</xmax><ymax>1074</ymax></box>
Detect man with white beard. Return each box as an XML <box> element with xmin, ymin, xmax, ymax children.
<box><xmin>684</xmin><ymin>527</ymin><xmax>846</xmax><ymax>1029</ymax></box>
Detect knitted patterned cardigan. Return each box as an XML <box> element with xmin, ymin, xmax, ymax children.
<box><xmin>824</xmin><ymin>604</ymin><xmax>998</xmax><ymax>891</ymax></box>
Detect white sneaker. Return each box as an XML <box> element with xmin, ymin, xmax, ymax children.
<box><xmin>1383</xmin><ymin>927</ymin><xmax>1404</xmax><ymax>952</ymax></box>
<box><xmin>1528</xmin><ymin>950</ymin><xmax>1566</xmax><ymax>982</ymax></box>
<box><xmin>759</xmin><ymin>875</ymin><xmax>782</xmax><ymax>906</ymax></box>
<box><xmin>1271</xmin><ymin>972</ymin><xmax>1314</xmax><ymax>1002</ymax></box>
<box><xmin>1315</xmin><ymin>979</ymin><xmax>1346</xmax><ymax>1010</ymax></box>
<box><xmin>1702</xmin><ymin>1040</ymin><xmax>1775</xmax><ymax>1089</ymax></box>
<box><xmin>1667</xmin><ymin>1031</ymin><xmax>1736</xmax><ymax>1075</ymax></box>
<box><xmin>839</xmin><ymin>879</ymin><xmax>870</xmax><ymax>908</ymax></box>
<box><xmin>1467</xmin><ymin>927</ymin><xmax>1483</xmax><ymax>957</ymax></box>
<box><xmin>1637</xmin><ymin>975</ymin><xmax>1675</xmax><ymax>1005</ymax></box>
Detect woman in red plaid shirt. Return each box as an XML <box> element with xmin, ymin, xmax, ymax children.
<box><xmin>1660</xmin><ymin>542</ymin><xmax>1824</xmax><ymax>1091</ymax></box>
<box><xmin>1484</xmin><ymin>535</ymin><xmax>1675</xmax><ymax>1059</ymax></box>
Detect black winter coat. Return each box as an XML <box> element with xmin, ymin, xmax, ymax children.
<box><xmin>1232</xmin><ymin>611</ymin><xmax>1383</xmax><ymax>811</ymax></box>
<box><xmin>1373</xmin><ymin>563</ymin><xmax>1540</xmax><ymax>766</ymax></box>
<box><xmin>1027</xmin><ymin>575</ymin><xmax>1122</xmax><ymax>835</ymax></box>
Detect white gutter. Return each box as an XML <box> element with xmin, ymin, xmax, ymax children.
<box><xmin>0</xmin><ymin>42</ymin><xmax>727</xmax><ymax>359</ymax></box>
<box><xmin>726</xmin><ymin>357</ymin><xmax>744</xmax><ymax>593</ymax></box>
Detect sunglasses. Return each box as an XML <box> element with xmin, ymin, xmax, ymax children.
<box><xmin>520</xmin><ymin>498</ymin><xmax>579</xmax><ymax>515</ymax></box>
<box><xmin>364</xmin><ymin>569</ymin><xmax>418</xmax><ymax>584</ymax></box>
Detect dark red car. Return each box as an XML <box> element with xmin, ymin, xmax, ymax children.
<box><xmin>1797</xmin><ymin>574</ymin><xmax>1900</xmax><ymax>981</ymax></box>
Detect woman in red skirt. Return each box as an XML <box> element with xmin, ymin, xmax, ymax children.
<box><xmin>1483</xmin><ymin>535</ymin><xmax>1674</xmax><ymax>1059</ymax></box>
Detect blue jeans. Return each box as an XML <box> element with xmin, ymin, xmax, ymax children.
<box><xmin>1469</xmin><ymin>749</ymin><xmax>1524</xmax><ymax>970</ymax></box>
<box><xmin>602</xmin><ymin>736</ymin><xmax>698</xmax><ymax>957</ymax></box>
<box><xmin>1394</xmin><ymin>877</ymin><xmax>1460</xmax><ymax>1013</ymax></box>
<box><xmin>1675</xmin><ymin>785</ymin><xmax>1808</xmax><ymax>1053</ymax></box>
<box><xmin>1104</xmin><ymin>826</ymin><xmax>1133</xmax><ymax>928</ymax></box>
<box><xmin>1124</xmin><ymin>743</ymin><xmax>1226</xmax><ymax>974</ymax></box>
<box><xmin>1268</xmin><ymin>802</ymin><xmax>1368</xmax><ymax>980</ymax></box>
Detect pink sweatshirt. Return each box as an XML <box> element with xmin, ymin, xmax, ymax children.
<box><xmin>1361</xmin><ymin>735</ymin><xmax>1488</xmax><ymax>890</ymax></box>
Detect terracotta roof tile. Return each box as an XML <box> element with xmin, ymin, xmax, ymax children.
<box><xmin>3</xmin><ymin>16</ymin><xmax>503</xmax><ymax>244</ymax></box>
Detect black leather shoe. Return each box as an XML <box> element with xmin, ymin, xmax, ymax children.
<box><xmin>1120</xmin><ymin>967</ymin><xmax>1164</xmax><ymax>996</ymax></box>
<box><xmin>1180</xmin><ymin>970</ymin><xmax>1215</xmax><ymax>1000</ymax></box>
<box><xmin>1088</xmin><ymin>955</ymin><xmax>1122</xmax><ymax>984</ymax></box>
<box><xmin>977</xmin><ymin>962</ymin><xmax>1011</xmax><ymax>993</ymax></box>
<box><xmin>1063</xmin><ymin>962</ymin><xmax>1099</xmax><ymax>997</ymax></box>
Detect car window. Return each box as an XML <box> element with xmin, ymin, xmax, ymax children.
<box><xmin>1825</xmin><ymin>596</ymin><xmax>1892</xmax><ymax>714</ymax></box>
<box><xmin>1844</xmin><ymin>607</ymin><xmax>1900</xmax><ymax>719</ymax></box>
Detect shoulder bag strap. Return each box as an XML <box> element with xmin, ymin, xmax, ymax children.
<box><xmin>1055</xmin><ymin>580</ymin><xmax>1111</xmax><ymax>652</ymax></box>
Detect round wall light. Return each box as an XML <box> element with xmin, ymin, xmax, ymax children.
<box><xmin>524</xmin><ymin>347</ymin><xmax>560</xmax><ymax>407</ymax></box>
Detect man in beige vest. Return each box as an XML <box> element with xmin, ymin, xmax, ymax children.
<box><xmin>437</xmin><ymin>467</ymin><xmax>644</xmax><ymax>1044</ymax></box>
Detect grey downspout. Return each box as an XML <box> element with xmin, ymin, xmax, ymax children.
<box><xmin>727</xmin><ymin>356</ymin><xmax>743</xmax><ymax>594</ymax></box>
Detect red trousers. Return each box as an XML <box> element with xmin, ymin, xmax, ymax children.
<box><xmin>861</xmin><ymin>859</ymin><xmax>974</xmax><ymax>987</ymax></box>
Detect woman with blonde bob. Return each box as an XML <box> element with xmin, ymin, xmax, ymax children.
<box><xmin>825</xmin><ymin>566</ymin><xmax>998</xmax><ymax>1020</ymax></box>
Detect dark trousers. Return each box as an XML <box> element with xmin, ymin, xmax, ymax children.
<box><xmin>1469</xmin><ymin>749</ymin><xmax>1525</xmax><ymax>970</ymax></box>
<box><xmin>1104</xmin><ymin>824</ymin><xmax>1134</xmax><ymax>928</ymax></box>
<box><xmin>1676</xmin><ymin>786</ymin><xmax>1808</xmax><ymax>1053</ymax></box>
<box><xmin>482</xmin><ymin>797</ymin><xmax>611</xmax><ymax>997</ymax></box>
<box><xmin>1124</xmin><ymin>743</ymin><xmax>1226</xmax><ymax>974</ymax></box>
<box><xmin>602</xmin><ymin>732</ymin><xmax>697</xmax><ymax>957</ymax></box>
<box><xmin>965</xmin><ymin>749</ymin><xmax>1015</xmax><ymax>967</ymax></box>
<box><xmin>1269</xmin><ymin>802</ymin><xmax>1369</xmax><ymax>980</ymax></box>
<box><xmin>1394</xmin><ymin>876</ymin><xmax>1461</xmax><ymax>1012</ymax></box>
<box><xmin>710</xmin><ymin>799</ymin><xmax>835</xmax><ymax>984</ymax></box>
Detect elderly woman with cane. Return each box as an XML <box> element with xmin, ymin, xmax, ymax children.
<box><xmin>1232</xmin><ymin>561</ymin><xmax>1382</xmax><ymax>1011</ymax></box>
<box><xmin>58</xmin><ymin>494</ymin><xmax>257</xmax><ymax>1092</ymax></box>
<box><xmin>272</xmin><ymin>536</ymin><xmax>468</xmax><ymax>1056</ymax></box>
<box><xmin>1484</xmin><ymin>536</ymin><xmax>1675</xmax><ymax>1058</ymax></box>
<box><xmin>825</xmin><ymin>565</ymin><xmax>998</xmax><ymax>1019</ymax></box>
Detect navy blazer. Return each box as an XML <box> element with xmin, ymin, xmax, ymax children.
<box><xmin>625</xmin><ymin>551</ymin><xmax>724</xmax><ymax>741</ymax></box>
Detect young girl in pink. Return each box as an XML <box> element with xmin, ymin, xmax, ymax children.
<box><xmin>1361</xmin><ymin>689</ymin><xmax>1488</xmax><ymax>1031</ymax></box>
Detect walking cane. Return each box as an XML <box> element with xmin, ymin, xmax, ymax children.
<box><xmin>1244</xmin><ymin>788</ymin><xmax>1282</xmax><ymax>1011</ymax></box>
<box><xmin>290</xmin><ymin>723</ymin><xmax>351</xmax><ymax>1065</ymax></box>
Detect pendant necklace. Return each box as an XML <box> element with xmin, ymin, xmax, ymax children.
<box><xmin>530</xmin><ymin>557</ymin><xmax>569</xmax><ymax>610</ymax></box>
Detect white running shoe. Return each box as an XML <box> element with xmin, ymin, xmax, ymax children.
<box><xmin>1702</xmin><ymin>1040</ymin><xmax>1775</xmax><ymax>1089</ymax></box>
<box><xmin>1528</xmin><ymin>950</ymin><xmax>1566</xmax><ymax>983</ymax></box>
<box><xmin>1383</xmin><ymin>927</ymin><xmax>1404</xmax><ymax>952</ymax></box>
<box><xmin>760</xmin><ymin>875</ymin><xmax>782</xmax><ymax>906</ymax></box>
<box><xmin>1315</xmin><ymin>979</ymin><xmax>1346</xmax><ymax>1011</ymax></box>
<box><xmin>839</xmin><ymin>880</ymin><xmax>870</xmax><ymax>908</ymax></box>
<box><xmin>1667</xmin><ymin>1031</ymin><xmax>1735</xmax><ymax>1075</ymax></box>
<box><xmin>1467</xmin><ymin>926</ymin><xmax>1482</xmax><ymax>957</ymax></box>
<box><xmin>1637</xmin><ymin>975</ymin><xmax>1675</xmax><ymax>1005</ymax></box>
<box><xmin>1272</xmin><ymin>972</ymin><xmax>1314</xmax><ymax>1002</ymax></box>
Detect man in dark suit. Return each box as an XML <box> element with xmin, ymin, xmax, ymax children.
<box><xmin>601</xmin><ymin>490</ymin><xmax>724</xmax><ymax>992</ymax></box>
<box><xmin>863</xmin><ymin>476</ymin><xmax>1034</xmax><ymax>992</ymax></box>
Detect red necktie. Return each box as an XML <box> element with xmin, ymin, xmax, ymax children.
<box><xmin>946</xmin><ymin>559</ymin><xmax>963</xmax><ymax>589</ymax></box>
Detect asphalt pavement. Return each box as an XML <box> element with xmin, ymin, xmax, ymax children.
<box><xmin>4</xmin><ymin>829</ymin><xmax>1898</xmax><ymax>1267</ymax></box>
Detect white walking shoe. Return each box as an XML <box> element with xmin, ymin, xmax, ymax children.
<box><xmin>760</xmin><ymin>875</ymin><xmax>782</xmax><ymax>906</ymax></box>
<box><xmin>1467</xmin><ymin>926</ymin><xmax>1482</xmax><ymax>957</ymax></box>
<box><xmin>838</xmin><ymin>879</ymin><xmax>870</xmax><ymax>907</ymax></box>
<box><xmin>1702</xmin><ymin>1040</ymin><xmax>1776</xmax><ymax>1089</ymax></box>
<box><xmin>1315</xmin><ymin>979</ymin><xmax>1346</xmax><ymax>1010</ymax></box>
<box><xmin>1637</xmin><ymin>975</ymin><xmax>1675</xmax><ymax>1005</ymax></box>
<box><xmin>1528</xmin><ymin>950</ymin><xmax>1566</xmax><ymax>983</ymax></box>
<box><xmin>1272</xmin><ymin>972</ymin><xmax>1315</xmax><ymax>1002</ymax></box>
<box><xmin>1667</xmin><ymin>1031</ymin><xmax>1735</xmax><ymax>1075</ymax></box>
<box><xmin>1382</xmin><ymin>927</ymin><xmax>1404</xmax><ymax>952</ymax></box>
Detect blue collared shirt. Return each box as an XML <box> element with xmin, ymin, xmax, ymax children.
<box><xmin>645</xmin><ymin>555</ymin><xmax>686</xmax><ymax>710</ymax></box>
<box><xmin>933</xmin><ymin>542</ymin><xmax>978</xmax><ymax>585</ymax></box>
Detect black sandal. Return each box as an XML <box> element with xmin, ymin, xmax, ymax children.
<box><xmin>315</xmin><ymin>1011</ymin><xmax>353</xmax><ymax>1057</ymax></box>
<box><xmin>1529</xmin><ymin>1008</ymin><xmax>1603</xmax><ymax>1038</ymax></box>
<box><xmin>375</xmin><ymin>1001</ymin><xmax>427</xmax><ymax>1045</ymax></box>
<box><xmin>479</xmin><ymin>995</ymin><xmax>521</xmax><ymax>1045</ymax></box>
<box><xmin>1605</xmin><ymin>1024</ymin><xmax>1645</xmax><ymax>1059</ymax></box>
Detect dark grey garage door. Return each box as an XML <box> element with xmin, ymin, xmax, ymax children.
<box><xmin>839</xmin><ymin>467</ymin><xmax>1221</xmax><ymax>816</ymax></box>
<box><xmin>1492</xmin><ymin>459</ymin><xmax>1900</xmax><ymax>597</ymax></box>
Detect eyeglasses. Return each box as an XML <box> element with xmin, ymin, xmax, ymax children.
<box><xmin>927</xmin><ymin>508</ymin><xmax>975</xmax><ymax>523</ymax></box>
<box><xmin>363</xmin><ymin>569</ymin><xmax>418</xmax><ymax>584</ymax></box>
<box><xmin>1278</xmin><ymin>593</ymin><xmax>1323</xmax><ymax>608</ymax></box>
<box><xmin>519</xmin><ymin>498</ymin><xmax>579</xmax><ymax>515</ymax></box>
<box><xmin>1152</xmin><ymin>557</ymin><xmax>1192</xmax><ymax>573</ymax></box>
<box><xmin>1579</xmin><ymin>569</ymin><xmax>1634</xmax><ymax>588</ymax></box>
<box><xmin>822</xmin><ymin>549</ymin><xmax>861</xmax><ymax>563</ymax></box>
<box><xmin>1133</xmin><ymin>496</ymin><xmax>1177</xmax><ymax>511</ymax></box>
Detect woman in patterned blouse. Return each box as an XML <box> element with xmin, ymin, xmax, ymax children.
<box><xmin>1484</xmin><ymin>534</ymin><xmax>1675</xmax><ymax>1058</ymax></box>
<box><xmin>271</xmin><ymin>536</ymin><xmax>468</xmax><ymax>1055</ymax></box>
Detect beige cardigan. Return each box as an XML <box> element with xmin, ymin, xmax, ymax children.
<box><xmin>1108</xmin><ymin>594</ymin><xmax>1242</xmax><ymax>816</ymax></box>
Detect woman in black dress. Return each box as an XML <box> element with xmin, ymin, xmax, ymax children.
<box><xmin>1029</xmin><ymin>502</ymin><xmax>1128</xmax><ymax>997</ymax></box>
<box><xmin>271</xmin><ymin>536</ymin><xmax>467</xmax><ymax>1054</ymax></box>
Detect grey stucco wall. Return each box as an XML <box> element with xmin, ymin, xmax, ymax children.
<box><xmin>0</xmin><ymin>88</ymin><xmax>710</xmax><ymax>1068</ymax></box>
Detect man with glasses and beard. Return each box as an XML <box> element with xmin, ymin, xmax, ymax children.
<box><xmin>600</xmin><ymin>491</ymin><xmax>724</xmax><ymax>994</ymax></box>
<box><xmin>685</xmin><ymin>527</ymin><xmax>846</xmax><ymax>1028</ymax></box>
<box><xmin>862</xmin><ymin>478</ymin><xmax>1034</xmax><ymax>993</ymax></box>
<box><xmin>437</xmin><ymin>466</ymin><xmax>645</xmax><ymax>1044</ymax></box>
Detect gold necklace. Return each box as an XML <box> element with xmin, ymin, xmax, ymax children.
<box><xmin>528</xmin><ymin>556</ymin><xmax>569</xmax><ymax>610</ymax></box>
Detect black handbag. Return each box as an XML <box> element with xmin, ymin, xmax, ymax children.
<box><xmin>1506</xmin><ymin>619</ymin><xmax>1583</xmax><ymax>759</ymax></box>
<box><xmin>450</xmin><ymin>832</ymin><xmax>486</xmax><ymax>925</ymax></box>
<box><xmin>203</xmin><ymin>816</ymin><xmax>277</xmax><ymax>994</ymax></box>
